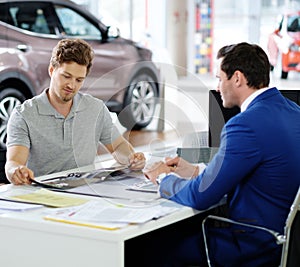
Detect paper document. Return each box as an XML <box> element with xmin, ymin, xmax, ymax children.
<box><xmin>11</xmin><ymin>189</ymin><xmax>89</xmax><ymax>208</ymax></box>
<box><xmin>44</xmin><ymin>200</ymin><xmax>181</xmax><ymax>229</ymax></box>
<box><xmin>0</xmin><ymin>199</ymin><xmax>43</xmax><ymax>211</ymax></box>
<box><xmin>127</xmin><ymin>179</ymin><xmax>159</xmax><ymax>193</ymax></box>
<box><xmin>67</xmin><ymin>171</ymin><xmax>159</xmax><ymax>201</ymax></box>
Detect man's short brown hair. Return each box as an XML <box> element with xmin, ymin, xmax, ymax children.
<box><xmin>50</xmin><ymin>38</ymin><xmax>94</xmax><ymax>75</ymax></box>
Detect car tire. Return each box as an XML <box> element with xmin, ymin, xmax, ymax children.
<box><xmin>118</xmin><ymin>73</ymin><xmax>158</xmax><ymax>130</ymax></box>
<box><xmin>281</xmin><ymin>70</ymin><xmax>288</xmax><ymax>79</ymax></box>
<box><xmin>0</xmin><ymin>88</ymin><xmax>26</xmax><ymax>148</ymax></box>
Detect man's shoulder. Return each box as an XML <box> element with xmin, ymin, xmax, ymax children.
<box><xmin>76</xmin><ymin>92</ymin><xmax>106</xmax><ymax>112</ymax></box>
<box><xmin>77</xmin><ymin>92</ymin><xmax>104</xmax><ymax>105</ymax></box>
<box><xmin>15</xmin><ymin>95</ymin><xmax>40</xmax><ymax>113</ymax></box>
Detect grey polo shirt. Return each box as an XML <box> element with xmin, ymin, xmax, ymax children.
<box><xmin>7</xmin><ymin>89</ymin><xmax>121</xmax><ymax>177</ymax></box>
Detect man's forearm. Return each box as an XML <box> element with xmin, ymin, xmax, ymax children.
<box><xmin>112</xmin><ymin>140</ymin><xmax>135</xmax><ymax>165</ymax></box>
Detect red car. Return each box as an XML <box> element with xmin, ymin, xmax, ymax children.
<box><xmin>267</xmin><ymin>11</ymin><xmax>300</xmax><ymax>79</ymax></box>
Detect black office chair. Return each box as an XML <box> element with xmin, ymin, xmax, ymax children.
<box><xmin>202</xmin><ymin>186</ymin><xmax>300</xmax><ymax>267</ymax></box>
<box><xmin>0</xmin><ymin>149</ymin><xmax>9</xmax><ymax>184</ymax></box>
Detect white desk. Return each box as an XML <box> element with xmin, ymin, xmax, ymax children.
<box><xmin>0</xmin><ymin>178</ymin><xmax>201</xmax><ymax>267</ymax></box>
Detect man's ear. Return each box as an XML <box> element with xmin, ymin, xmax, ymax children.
<box><xmin>48</xmin><ymin>65</ymin><xmax>54</xmax><ymax>77</ymax></box>
<box><xmin>233</xmin><ymin>70</ymin><xmax>243</xmax><ymax>87</ymax></box>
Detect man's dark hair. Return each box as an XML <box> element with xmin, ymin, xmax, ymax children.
<box><xmin>217</xmin><ymin>42</ymin><xmax>270</xmax><ymax>89</ymax></box>
<box><xmin>50</xmin><ymin>38</ymin><xmax>94</xmax><ymax>75</ymax></box>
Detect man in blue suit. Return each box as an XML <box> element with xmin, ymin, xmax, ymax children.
<box><xmin>144</xmin><ymin>42</ymin><xmax>300</xmax><ymax>266</ymax></box>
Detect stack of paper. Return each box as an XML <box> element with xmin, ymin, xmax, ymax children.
<box><xmin>0</xmin><ymin>200</ymin><xmax>43</xmax><ymax>212</ymax></box>
<box><xmin>11</xmin><ymin>189</ymin><xmax>89</xmax><ymax>208</ymax></box>
<box><xmin>43</xmin><ymin>200</ymin><xmax>181</xmax><ymax>230</ymax></box>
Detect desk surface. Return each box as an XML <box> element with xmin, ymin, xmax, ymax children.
<box><xmin>0</xmin><ymin>184</ymin><xmax>198</xmax><ymax>240</ymax></box>
<box><xmin>0</xmin><ymin>160</ymin><xmax>201</xmax><ymax>267</ymax></box>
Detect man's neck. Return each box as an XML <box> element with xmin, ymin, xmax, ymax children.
<box><xmin>47</xmin><ymin>90</ymin><xmax>73</xmax><ymax>117</ymax></box>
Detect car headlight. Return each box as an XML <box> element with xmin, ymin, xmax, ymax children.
<box><xmin>289</xmin><ymin>43</ymin><xmax>300</xmax><ymax>52</ymax></box>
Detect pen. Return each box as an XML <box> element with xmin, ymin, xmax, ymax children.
<box><xmin>126</xmin><ymin>188</ymin><xmax>157</xmax><ymax>193</ymax></box>
<box><xmin>68</xmin><ymin>211</ymin><xmax>77</xmax><ymax>217</ymax></box>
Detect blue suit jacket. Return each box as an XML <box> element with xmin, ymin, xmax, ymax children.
<box><xmin>160</xmin><ymin>88</ymin><xmax>300</xmax><ymax>266</ymax></box>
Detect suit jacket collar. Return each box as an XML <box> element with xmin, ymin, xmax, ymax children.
<box><xmin>247</xmin><ymin>87</ymin><xmax>279</xmax><ymax>110</ymax></box>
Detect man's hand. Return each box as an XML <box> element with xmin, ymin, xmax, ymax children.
<box><xmin>165</xmin><ymin>156</ymin><xmax>199</xmax><ymax>179</ymax></box>
<box><xmin>129</xmin><ymin>152</ymin><xmax>146</xmax><ymax>170</ymax></box>
<box><xmin>5</xmin><ymin>145</ymin><xmax>32</xmax><ymax>185</ymax></box>
<box><xmin>143</xmin><ymin>161</ymin><xmax>172</xmax><ymax>184</ymax></box>
<box><xmin>7</xmin><ymin>165</ymin><xmax>34</xmax><ymax>185</ymax></box>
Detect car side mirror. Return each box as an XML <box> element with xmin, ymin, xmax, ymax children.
<box><xmin>107</xmin><ymin>25</ymin><xmax>120</xmax><ymax>38</ymax></box>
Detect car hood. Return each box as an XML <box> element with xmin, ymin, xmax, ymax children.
<box><xmin>119</xmin><ymin>37</ymin><xmax>153</xmax><ymax>61</ymax></box>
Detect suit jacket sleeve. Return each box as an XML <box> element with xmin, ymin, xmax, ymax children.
<box><xmin>159</xmin><ymin>116</ymin><xmax>262</xmax><ymax>210</ymax></box>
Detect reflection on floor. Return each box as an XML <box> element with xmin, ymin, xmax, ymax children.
<box><xmin>123</xmin><ymin>130</ymin><xmax>179</xmax><ymax>148</ymax></box>
<box><xmin>97</xmin><ymin>129</ymin><xmax>180</xmax><ymax>158</ymax></box>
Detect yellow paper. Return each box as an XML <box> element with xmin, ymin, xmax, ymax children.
<box><xmin>12</xmin><ymin>189</ymin><xmax>88</xmax><ymax>208</ymax></box>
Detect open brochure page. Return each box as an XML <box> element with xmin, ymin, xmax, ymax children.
<box><xmin>32</xmin><ymin>166</ymin><xmax>132</xmax><ymax>190</ymax></box>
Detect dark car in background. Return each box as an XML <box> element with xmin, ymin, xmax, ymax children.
<box><xmin>267</xmin><ymin>11</ymin><xmax>300</xmax><ymax>79</ymax></box>
<box><xmin>0</xmin><ymin>0</ymin><xmax>161</xmax><ymax>149</ymax></box>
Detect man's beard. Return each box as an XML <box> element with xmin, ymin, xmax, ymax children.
<box><xmin>61</xmin><ymin>94</ymin><xmax>73</xmax><ymax>102</ymax></box>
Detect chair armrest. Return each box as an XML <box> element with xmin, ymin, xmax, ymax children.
<box><xmin>201</xmin><ymin>215</ymin><xmax>285</xmax><ymax>267</ymax></box>
<box><xmin>202</xmin><ymin>215</ymin><xmax>284</xmax><ymax>242</ymax></box>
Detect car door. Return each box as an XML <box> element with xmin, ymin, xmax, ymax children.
<box><xmin>3</xmin><ymin>1</ymin><xmax>60</xmax><ymax>95</ymax></box>
<box><xmin>3</xmin><ymin>0</ymin><xmax>136</xmax><ymax>102</ymax></box>
<box><xmin>52</xmin><ymin>2</ymin><xmax>135</xmax><ymax>101</ymax></box>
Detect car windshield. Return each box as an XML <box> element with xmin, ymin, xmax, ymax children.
<box><xmin>54</xmin><ymin>5</ymin><xmax>101</xmax><ymax>40</ymax></box>
<box><xmin>287</xmin><ymin>15</ymin><xmax>300</xmax><ymax>32</ymax></box>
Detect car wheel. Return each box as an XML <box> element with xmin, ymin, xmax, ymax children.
<box><xmin>119</xmin><ymin>73</ymin><xmax>158</xmax><ymax>130</ymax></box>
<box><xmin>281</xmin><ymin>70</ymin><xmax>288</xmax><ymax>79</ymax></box>
<box><xmin>0</xmin><ymin>88</ymin><xmax>26</xmax><ymax>148</ymax></box>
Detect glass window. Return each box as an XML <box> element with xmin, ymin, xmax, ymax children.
<box><xmin>0</xmin><ymin>4</ymin><xmax>14</xmax><ymax>26</ymax></box>
<box><xmin>287</xmin><ymin>16</ymin><xmax>300</xmax><ymax>32</ymax></box>
<box><xmin>54</xmin><ymin>5</ymin><xmax>101</xmax><ymax>40</ymax></box>
<box><xmin>2</xmin><ymin>2</ymin><xmax>55</xmax><ymax>34</ymax></box>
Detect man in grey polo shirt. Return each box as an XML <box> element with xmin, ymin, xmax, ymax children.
<box><xmin>5</xmin><ymin>38</ymin><xmax>145</xmax><ymax>185</ymax></box>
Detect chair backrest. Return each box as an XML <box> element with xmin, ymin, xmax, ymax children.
<box><xmin>280</xmin><ymin>186</ymin><xmax>300</xmax><ymax>267</ymax></box>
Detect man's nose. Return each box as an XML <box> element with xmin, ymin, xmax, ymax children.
<box><xmin>67</xmin><ymin>79</ymin><xmax>76</xmax><ymax>89</ymax></box>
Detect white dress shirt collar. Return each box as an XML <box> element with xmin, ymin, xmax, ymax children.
<box><xmin>241</xmin><ymin>87</ymin><xmax>270</xmax><ymax>112</ymax></box>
